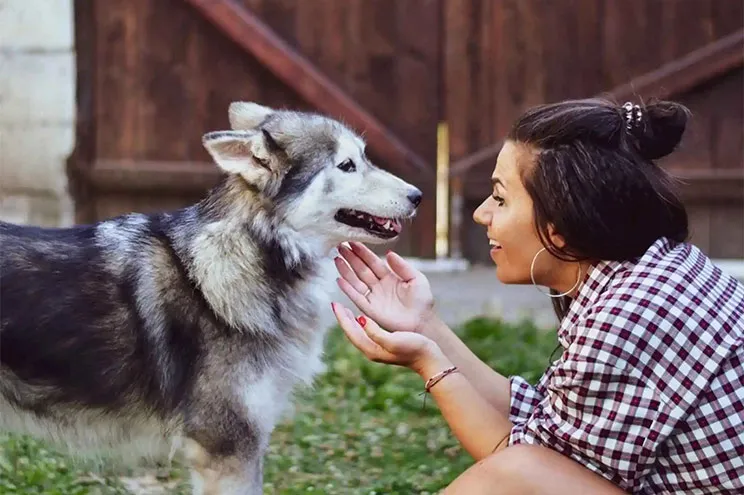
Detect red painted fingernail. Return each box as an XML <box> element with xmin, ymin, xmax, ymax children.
<box><xmin>356</xmin><ymin>315</ymin><xmax>367</xmax><ymax>327</ymax></box>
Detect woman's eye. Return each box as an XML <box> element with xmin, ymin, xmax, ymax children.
<box><xmin>492</xmin><ymin>194</ymin><xmax>505</xmax><ymax>206</ymax></box>
<box><xmin>337</xmin><ymin>159</ymin><xmax>356</xmax><ymax>172</ymax></box>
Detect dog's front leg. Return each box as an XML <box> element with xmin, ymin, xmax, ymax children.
<box><xmin>183</xmin><ymin>436</ymin><xmax>267</xmax><ymax>495</ymax></box>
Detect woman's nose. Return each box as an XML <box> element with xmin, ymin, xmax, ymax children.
<box><xmin>473</xmin><ymin>198</ymin><xmax>491</xmax><ymax>226</ymax></box>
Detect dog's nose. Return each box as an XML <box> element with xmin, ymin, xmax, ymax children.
<box><xmin>407</xmin><ymin>188</ymin><xmax>423</xmax><ymax>207</ymax></box>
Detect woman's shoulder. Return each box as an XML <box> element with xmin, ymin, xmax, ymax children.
<box><xmin>593</xmin><ymin>237</ymin><xmax>739</xmax><ymax>302</ymax></box>
<box><xmin>566</xmin><ymin>237</ymin><xmax>743</xmax><ymax>406</ymax></box>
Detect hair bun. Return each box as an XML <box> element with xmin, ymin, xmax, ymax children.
<box><xmin>625</xmin><ymin>100</ymin><xmax>691</xmax><ymax>160</ymax></box>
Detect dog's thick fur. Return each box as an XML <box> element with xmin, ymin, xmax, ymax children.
<box><xmin>0</xmin><ymin>102</ymin><xmax>421</xmax><ymax>494</ymax></box>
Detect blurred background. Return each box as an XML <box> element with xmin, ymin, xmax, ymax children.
<box><xmin>0</xmin><ymin>2</ymin><xmax>742</xmax><ymax>493</ymax></box>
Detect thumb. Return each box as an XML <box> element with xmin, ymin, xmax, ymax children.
<box><xmin>358</xmin><ymin>315</ymin><xmax>398</xmax><ymax>352</ymax></box>
<box><xmin>386</xmin><ymin>251</ymin><xmax>421</xmax><ymax>282</ymax></box>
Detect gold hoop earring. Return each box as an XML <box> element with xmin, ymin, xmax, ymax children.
<box><xmin>529</xmin><ymin>247</ymin><xmax>582</xmax><ymax>298</ymax></box>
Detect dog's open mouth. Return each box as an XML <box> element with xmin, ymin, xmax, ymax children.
<box><xmin>335</xmin><ymin>209</ymin><xmax>403</xmax><ymax>239</ymax></box>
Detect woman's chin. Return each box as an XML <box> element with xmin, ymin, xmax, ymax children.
<box><xmin>494</xmin><ymin>265</ymin><xmax>514</xmax><ymax>284</ymax></box>
<box><xmin>494</xmin><ymin>265</ymin><xmax>530</xmax><ymax>285</ymax></box>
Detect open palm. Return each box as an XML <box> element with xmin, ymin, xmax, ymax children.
<box><xmin>334</xmin><ymin>242</ymin><xmax>435</xmax><ymax>334</ymax></box>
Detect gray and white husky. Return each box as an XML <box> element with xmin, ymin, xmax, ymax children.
<box><xmin>0</xmin><ymin>102</ymin><xmax>422</xmax><ymax>494</ymax></box>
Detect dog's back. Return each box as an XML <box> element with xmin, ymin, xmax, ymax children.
<box><xmin>0</xmin><ymin>215</ymin><xmax>205</xmax><ymax>442</ymax></box>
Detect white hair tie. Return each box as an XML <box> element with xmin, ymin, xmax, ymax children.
<box><xmin>622</xmin><ymin>101</ymin><xmax>643</xmax><ymax>131</ymax></box>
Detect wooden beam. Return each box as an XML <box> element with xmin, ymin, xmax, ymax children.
<box><xmin>450</xmin><ymin>29</ymin><xmax>744</xmax><ymax>178</ymax></box>
<box><xmin>87</xmin><ymin>160</ymin><xmax>221</xmax><ymax>194</ymax></box>
<box><xmin>67</xmin><ymin>0</ymin><xmax>98</xmax><ymax>223</ymax></box>
<box><xmin>449</xmin><ymin>140</ymin><xmax>503</xmax><ymax>177</ymax></box>
<box><xmin>607</xmin><ymin>29</ymin><xmax>744</xmax><ymax>102</ymax></box>
<box><xmin>183</xmin><ymin>0</ymin><xmax>432</xmax><ymax>183</ymax></box>
<box><xmin>669</xmin><ymin>168</ymin><xmax>744</xmax><ymax>203</ymax></box>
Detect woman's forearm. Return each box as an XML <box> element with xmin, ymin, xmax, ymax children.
<box><xmin>421</xmin><ymin>315</ymin><xmax>513</xmax><ymax>417</ymax></box>
<box><xmin>414</xmin><ymin>350</ymin><xmax>513</xmax><ymax>461</ymax></box>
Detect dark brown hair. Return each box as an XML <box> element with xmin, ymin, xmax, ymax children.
<box><xmin>506</xmin><ymin>98</ymin><xmax>691</xmax><ymax>320</ymax></box>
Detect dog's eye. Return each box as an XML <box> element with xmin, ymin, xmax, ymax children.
<box><xmin>337</xmin><ymin>159</ymin><xmax>356</xmax><ymax>173</ymax></box>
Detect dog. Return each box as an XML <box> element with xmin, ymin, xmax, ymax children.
<box><xmin>0</xmin><ymin>101</ymin><xmax>422</xmax><ymax>494</ymax></box>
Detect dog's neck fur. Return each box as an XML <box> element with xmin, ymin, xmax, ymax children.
<box><xmin>173</xmin><ymin>177</ymin><xmax>336</xmax><ymax>338</ymax></box>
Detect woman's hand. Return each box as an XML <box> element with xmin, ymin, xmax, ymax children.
<box><xmin>331</xmin><ymin>302</ymin><xmax>445</xmax><ymax>374</ymax></box>
<box><xmin>334</xmin><ymin>242</ymin><xmax>437</xmax><ymax>335</ymax></box>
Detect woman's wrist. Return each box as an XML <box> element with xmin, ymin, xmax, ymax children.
<box><xmin>411</xmin><ymin>341</ymin><xmax>454</xmax><ymax>380</ymax></box>
<box><xmin>415</xmin><ymin>310</ymin><xmax>445</xmax><ymax>341</ymax></box>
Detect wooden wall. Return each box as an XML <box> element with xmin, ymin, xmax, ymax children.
<box><xmin>69</xmin><ymin>0</ymin><xmax>442</xmax><ymax>257</ymax></box>
<box><xmin>70</xmin><ymin>0</ymin><xmax>743</xmax><ymax>261</ymax></box>
<box><xmin>444</xmin><ymin>0</ymin><xmax>744</xmax><ymax>262</ymax></box>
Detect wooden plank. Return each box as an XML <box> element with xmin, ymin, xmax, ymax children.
<box><xmin>394</xmin><ymin>0</ymin><xmax>441</xmax><ymax>258</ymax></box>
<box><xmin>140</xmin><ymin>0</ymin><xmax>195</xmax><ymax>161</ymax></box>
<box><xmin>710</xmin><ymin>69</ymin><xmax>744</xmax><ymax>171</ymax></box>
<box><xmin>713</xmin><ymin>0</ymin><xmax>744</xmax><ymax>39</ymax></box>
<box><xmin>67</xmin><ymin>0</ymin><xmax>98</xmax><ymax>223</ymax></box>
<box><xmin>258</xmin><ymin>0</ymin><xmax>297</xmax><ymax>48</ymax></box>
<box><xmin>602</xmin><ymin>0</ymin><xmax>659</xmax><ymax>90</ymax></box>
<box><xmin>445</xmin><ymin>0</ymin><xmax>473</xmax><ymax>160</ymax></box>
<box><xmin>542</xmin><ymin>0</ymin><xmax>604</xmax><ymax>99</ymax></box>
<box><xmin>95</xmin><ymin>0</ymin><xmax>142</xmax><ymax>160</ymax></box>
<box><xmin>183</xmin><ymin>0</ymin><xmax>432</xmax><ymax>183</ymax></box>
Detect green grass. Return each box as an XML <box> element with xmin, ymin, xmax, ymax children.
<box><xmin>0</xmin><ymin>317</ymin><xmax>558</xmax><ymax>494</ymax></box>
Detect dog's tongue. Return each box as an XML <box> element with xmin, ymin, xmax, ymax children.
<box><xmin>372</xmin><ymin>216</ymin><xmax>388</xmax><ymax>225</ymax></box>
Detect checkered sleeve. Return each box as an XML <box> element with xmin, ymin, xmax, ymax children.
<box><xmin>508</xmin><ymin>357</ymin><xmax>664</xmax><ymax>490</ymax></box>
<box><xmin>508</xmin><ymin>375</ymin><xmax>545</xmax><ymax>425</ymax></box>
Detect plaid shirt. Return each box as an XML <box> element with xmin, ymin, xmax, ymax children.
<box><xmin>508</xmin><ymin>237</ymin><xmax>744</xmax><ymax>494</ymax></box>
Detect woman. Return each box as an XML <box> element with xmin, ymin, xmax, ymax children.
<box><xmin>330</xmin><ymin>98</ymin><xmax>744</xmax><ymax>494</ymax></box>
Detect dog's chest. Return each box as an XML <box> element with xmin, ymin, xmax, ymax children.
<box><xmin>282</xmin><ymin>258</ymin><xmax>337</xmax><ymax>331</ymax></box>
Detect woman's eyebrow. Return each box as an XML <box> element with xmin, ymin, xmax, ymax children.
<box><xmin>491</xmin><ymin>177</ymin><xmax>506</xmax><ymax>190</ymax></box>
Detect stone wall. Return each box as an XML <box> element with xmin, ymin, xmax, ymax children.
<box><xmin>0</xmin><ymin>0</ymin><xmax>75</xmax><ymax>226</ymax></box>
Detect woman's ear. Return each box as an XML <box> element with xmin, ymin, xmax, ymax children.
<box><xmin>547</xmin><ymin>224</ymin><xmax>567</xmax><ymax>249</ymax></box>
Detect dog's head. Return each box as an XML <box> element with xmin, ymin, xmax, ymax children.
<box><xmin>202</xmin><ymin>102</ymin><xmax>422</xmax><ymax>245</ymax></box>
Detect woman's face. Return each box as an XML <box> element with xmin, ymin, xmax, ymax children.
<box><xmin>472</xmin><ymin>141</ymin><xmax>558</xmax><ymax>286</ymax></box>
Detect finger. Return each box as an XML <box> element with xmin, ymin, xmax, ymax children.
<box><xmin>334</xmin><ymin>256</ymin><xmax>368</xmax><ymax>294</ymax></box>
<box><xmin>349</xmin><ymin>242</ymin><xmax>391</xmax><ymax>280</ymax></box>
<box><xmin>333</xmin><ymin>304</ymin><xmax>392</xmax><ymax>362</ymax></box>
<box><xmin>385</xmin><ymin>250</ymin><xmax>421</xmax><ymax>283</ymax></box>
<box><xmin>336</xmin><ymin>277</ymin><xmax>373</xmax><ymax>313</ymax></box>
<box><xmin>360</xmin><ymin>317</ymin><xmax>399</xmax><ymax>353</ymax></box>
<box><xmin>338</xmin><ymin>244</ymin><xmax>380</xmax><ymax>288</ymax></box>
<box><xmin>331</xmin><ymin>303</ymin><xmax>380</xmax><ymax>357</ymax></box>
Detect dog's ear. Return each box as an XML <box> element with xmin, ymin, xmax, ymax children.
<box><xmin>229</xmin><ymin>101</ymin><xmax>274</xmax><ymax>130</ymax></box>
<box><xmin>202</xmin><ymin>130</ymin><xmax>277</xmax><ymax>188</ymax></box>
